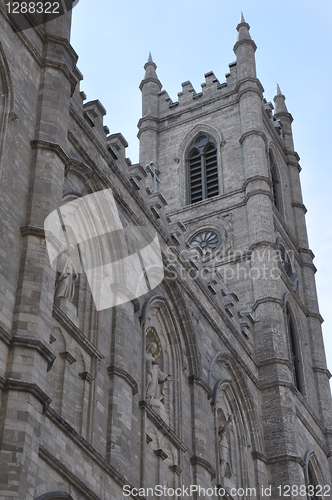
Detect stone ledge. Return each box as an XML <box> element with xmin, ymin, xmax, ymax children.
<box><xmin>53</xmin><ymin>304</ymin><xmax>104</xmax><ymax>360</ymax></box>
<box><xmin>190</xmin><ymin>455</ymin><xmax>216</xmax><ymax>479</ymax></box>
<box><xmin>139</xmin><ymin>400</ymin><xmax>188</xmax><ymax>452</ymax></box>
<box><xmin>107</xmin><ymin>366</ymin><xmax>138</xmax><ymax>395</ymax></box>
<box><xmin>20</xmin><ymin>225</ymin><xmax>45</xmax><ymax>238</ymax></box>
<box><xmin>30</xmin><ymin>139</ymin><xmax>70</xmax><ymax>166</ymax></box>
<box><xmin>11</xmin><ymin>336</ymin><xmax>56</xmax><ymax>371</ymax></box>
<box><xmin>39</xmin><ymin>447</ymin><xmax>102</xmax><ymax>500</ymax></box>
<box><xmin>0</xmin><ymin>328</ymin><xmax>56</xmax><ymax>371</ymax></box>
<box><xmin>45</xmin><ymin>407</ymin><xmax>145</xmax><ymax>497</ymax></box>
<box><xmin>3</xmin><ymin>378</ymin><xmax>51</xmax><ymax>413</ymax></box>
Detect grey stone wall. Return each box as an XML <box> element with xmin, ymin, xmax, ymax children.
<box><xmin>0</xmin><ymin>8</ymin><xmax>331</xmax><ymax>500</ymax></box>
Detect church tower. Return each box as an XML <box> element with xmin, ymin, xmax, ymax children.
<box><xmin>138</xmin><ymin>13</ymin><xmax>332</xmax><ymax>495</ymax></box>
<box><xmin>0</xmin><ymin>9</ymin><xmax>331</xmax><ymax>500</ymax></box>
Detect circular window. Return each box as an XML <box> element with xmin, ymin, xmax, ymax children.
<box><xmin>189</xmin><ymin>229</ymin><xmax>222</xmax><ymax>257</ymax></box>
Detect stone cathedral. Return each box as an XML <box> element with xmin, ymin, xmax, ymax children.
<box><xmin>0</xmin><ymin>6</ymin><xmax>331</xmax><ymax>500</ymax></box>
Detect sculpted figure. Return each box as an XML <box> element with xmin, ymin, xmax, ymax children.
<box><xmin>218</xmin><ymin>414</ymin><xmax>233</xmax><ymax>478</ymax></box>
<box><xmin>54</xmin><ymin>244</ymin><xmax>78</xmax><ymax>301</ymax></box>
<box><xmin>145</xmin><ymin>342</ymin><xmax>170</xmax><ymax>404</ymax></box>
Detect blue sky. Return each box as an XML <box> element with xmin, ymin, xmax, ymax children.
<box><xmin>71</xmin><ymin>0</ymin><xmax>332</xmax><ymax>376</ymax></box>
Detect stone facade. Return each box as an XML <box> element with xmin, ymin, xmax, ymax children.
<box><xmin>0</xmin><ymin>8</ymin><xmax>331</xmax><ymax>500</ymax></box>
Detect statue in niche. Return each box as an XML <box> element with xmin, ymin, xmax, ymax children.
<box><xmin>145</xmin><ymin>342</ymin><xmax>170</xmax><ymax>405</ymax></box>
<box><xmin>54</xmin><ymin>244</ymin><xmax>78</xmax><ymax>302</ymax></box>
<box><xmin>218</xmin><ymin>414</ymin><xmax>233</xmax><ymax>478</ymax></box>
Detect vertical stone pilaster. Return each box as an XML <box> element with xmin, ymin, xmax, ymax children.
<box><xmin>0</xmin><ymin>12</ymin><xmax>77</xmax><ymax>498</ymax></box>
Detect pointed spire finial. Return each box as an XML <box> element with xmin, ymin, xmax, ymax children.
<box><xmin>240</xmin><ymin>12</ymin><xmax>245</xmax><ymax>23</ymax></box>
<box><xmin>276</xmin><ymin>83</ymin><xmax>282</xmax><ymax>96</ymax></box>
<box><xmin>148</xmin><ymin>52</ymin><xmax>153</xmax><ymax>63</ymax></box>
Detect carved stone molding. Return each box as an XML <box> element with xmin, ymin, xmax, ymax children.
<box><xmin>169</xmin><ymin>464</ymin><xmax>182</xmax><ymax>475</ymax></box>
<box><xmin>20</xmin><ymin>225</ymin><xmax>45</xmax><ymax>239</ymax></box>
<box><xmin>107</xmin><ymin>366</ymin><xmax>138</xmax><ymax>395</ymax></box>
<box><xmin>0</xmin><ymin>331</ymin><xmax>56</xmax><ymax>372</ymax></box>
<box><xmin>154</xmin><ymin>448</ymin><xmax>168</xmax><ymax>460</ymax></box>
<box><xmin>3</xmin><ymin>379</ymin><xmax>51</xmax><ymax>413</ymax></box>
<box><xmin>79</xmin><ymin>371</ymin><xmax>94</xmax><ymax>383</ymax></box>
<box><xmin>312</xmin><ymin>366</ymin><xmax>332</xmax><ymax>379</ymax></box>
<box><xmin>139</xmin><ymin>400</ymin><xmax>187</xmax><ymax>452</ymax></box>
<box><xmin>30</xmin><ymin>139</ymin><xmax>70</xmax><ymax>166</ymax></box>
<box><xmin>188</xmin><ymin>375</ymin><xmax>212</xmax><ymax>399</ymax></box>
<box><xmin>39</xmin><ymin>447</ymin><xmax>101</xmax><ymax>500</ymax></box>
<box><xmin>190</xmin><ymin>455</ymin><xmax>216</xmax><ymax>479</ymax></box>
<box><xmin>60</xmin><ymin>351</ymin><xmax>76</xmax><ymax>365</ymax></box>
<box><xmin>44</xmin><ymin>407</ymin><xmax>145</xmax><ymax>496</ymax></box>
<box><xmin>0</xmin><ymin>325</ymin><xmax>11</xmax><ymax>345</ymax></box>
<box><xmin>53</xmin><ymin>304</ymin><xmax>104</xmax><ymax>360</ymax></box>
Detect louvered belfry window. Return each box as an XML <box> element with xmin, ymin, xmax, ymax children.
<box><xmin>187</xmin><ymin>135</ymin><xmax>219</xmax><ymax>204</ymax></box>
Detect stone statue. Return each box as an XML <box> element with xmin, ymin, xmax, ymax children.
<box><xmin>54</xmin><ymin>244</ymin><xmax>78</xmax><ymax>302</ymax></box>
<box><xmin>145</xmin><ymin>342</ymin><xmax>170</xmax><ymax>405</ymax></box>
<box><xmin>218</xmin><ymin>414</ymin><xmax>233</xmax><ymax>478</ymax></box>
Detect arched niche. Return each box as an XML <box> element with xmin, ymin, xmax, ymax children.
<box><xmin>141</xmin><ymin>295</ymin><xmax>185</xmax><ymax>430</ymax></box>
<box><xmin>209</xmin><ymin>351</ymin><xmax>264</xmax><ymax>491</ymax></box>
<box><xmin>0</xmin><ymin>42</ymin><xmax>14</xmax><ymax>174</ymax></box>
<box><xmin>303</xmin><ymin>450</ymin><xmax>325</xmax><ymax>497</ymax></box>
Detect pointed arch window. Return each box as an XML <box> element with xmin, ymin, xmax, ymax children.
<box><xmin>286</xmin><ymin>305</ymin><xmax>303</xmax><ymax>393</ymax></box>
<box><xmin>269</xmin><ymin>152</ymin><xmax>281</xmax><ymax>212</ymax></box>
<box><xmin>308</xmin><ymin>463</ymin><xmax>319</xmax><ymax>500</ymax></box>
<box><xmin>187</xmin><ymin>134</ymin><xmax>219</xmax><ymax>204</ymax></box>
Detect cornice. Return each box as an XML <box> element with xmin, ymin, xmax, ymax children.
<box><xmin>30</xmin><ymin>139</ymin><xmax>70</xmax><ymax>166</ymax></box>
<box><xmin>190</xmin><ymin>455</ymin><xmax>216</xmax><ymax>479</ymax></box>
<box><xmin>20</xmin><ymin>225</ymin><xmax>45</xmax><ymax>238</ymax></box>
<box><xmin>257</xmin><ymin>357</ymin><xmax>293</xmax><ymax>371</ymax></box>
<box><xmin>233</xmin><ymin>39</ymin><xmax>257</xmax><ymax>53</ymax></box>
<box><xmin>291</xmin><ymin>202</ymin><xmax>307</xmax><ymax>214</ymax></box>
<box><xmin>139</xmin><ymin>77</ymin><xmax>162</xmax><ymax>91</ymax></box>
<box><xmin>3</xmin><ymin>379</ymin><xmax>51</xmax><ymax>413</ymax></box>
<box><xmin>252</xmin><ymin>295</ymin><xmax>283</xmax><ymax>312</ymax></box>
<box><xmin>242</xmin><ymin>175</ymin><xmax>271</xmax><ymax>190</ymax></box>
<box><xmin>0</xmin><ymin>328</ymin><xmax>55</xmax><ymax>371</ymax></box>
<box><xmin>239</xmin><ymin>129</ymin><xmax>267</xmax><ymax>145</ymax></box>
<box><xmin>10</xmin><ymin>336</ymin><xmax>56</xmax><ymax>371</ymax></box>
<box><xmin>249</xmin><ymin>240</ymin><xmax>277</xmax><ymax>253</ymax></box>
<box><xmin>107</xmin><ymin>366</ymin><xmax>138</xmax><ymax>395</ymax></box>
<box><xmin>41</xmin><ymin>59</ymin><xmax>77</xmax><ymax>95</ymax></box>
<box><xmin>266</xmin><ymin>454</ymin><xmax>305</xmax><ymax>467</ymax></box>
<box><xmin>244</xmin><ymin>188</ymin><xmax>273</xmax><ymax>204</ymax></box>
<box><xmin>313</xmin><ymin>366</ymin><xmax>332</xmax><ymax>379</ymax></box>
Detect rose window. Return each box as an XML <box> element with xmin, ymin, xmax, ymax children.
<box><xmin>189</xmin><ymin>229</ymin><xmax>222</xmax><ymax>257</ymax></box>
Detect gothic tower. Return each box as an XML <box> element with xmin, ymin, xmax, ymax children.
<box><xmin>138</xmin><ymin>12</ymin><xmax>332</xmax><ymax>495</ymax></box>
<box><xmin>0</xmin><ymin>8</ymin><xmax>331</xmax><ymax>500</ymax></box>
